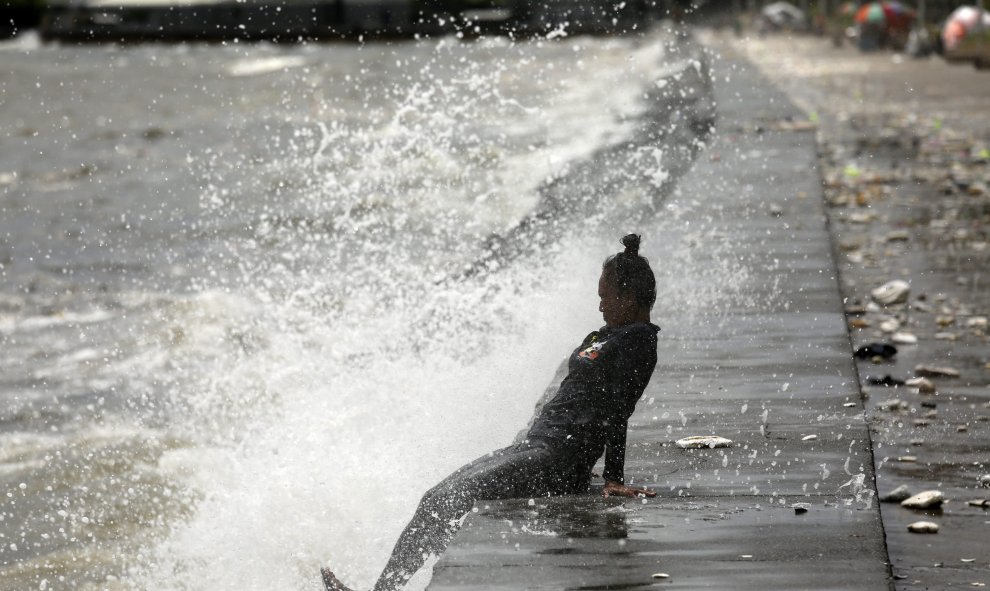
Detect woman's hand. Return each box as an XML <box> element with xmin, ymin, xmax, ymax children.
<box><xmin>603</xmin><ymin>480</ymin><xmax>656</xmax><ymax>498</ymax></box>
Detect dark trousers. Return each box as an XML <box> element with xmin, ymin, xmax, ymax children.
<box><xmin>372</xmin><ymin>439</ymin><xmax>587</xmax><ymax>591</ymax></box>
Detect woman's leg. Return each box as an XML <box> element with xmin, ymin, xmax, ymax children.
<box><xmin>371</xmin><ymin>442</ymin><xmax>566</xmax><ymax>591</ymax></box>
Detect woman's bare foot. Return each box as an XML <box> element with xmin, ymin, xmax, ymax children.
<box><xmin>321</xmin><ymin>567</ymin><xmax>355</xmax><ymax>591</ymax></box>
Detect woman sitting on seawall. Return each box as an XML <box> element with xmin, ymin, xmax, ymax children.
<box><xmin>322</xmin><ymin>233</ymin><xmax>661</xmax><ymax>591</ymax></box>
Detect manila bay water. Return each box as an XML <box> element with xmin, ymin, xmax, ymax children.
<box><xmin>0</xmin><ymin>27</ymin><xmax>753</xmax><ymax>590</ymax></box>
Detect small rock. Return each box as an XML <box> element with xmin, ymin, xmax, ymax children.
<box><xmin>891</xmin><ymin>332</ymin><xmax>918</xmax><ymax>345</ymax></box>
<box><xmin>914</xmin><ymin>365</ymin><xmax>960</xmax><ymax>378</ymax></box>
<box><xmin>881</xmin><ymin>485</ymin><xmax>912</xmax><ymax>502</ymax></box>
<box><xmin>912</xmin><ymin>300</ymin><xmax>933</xmax><ymax>313</ymax></box>
<box><xmin>936</xmin><ymin>315</ymin><xmax>956</xmax><ymax>327</ymax></box>
<box><xmin>967</xmin><ymin>316</ymin><xmax>988</xmax><ymax>329</ymax></box>
<box><xmin>910</xmin><ymin>439</ymin><xmax>925</xmax><ymax>447</ymax></box>
<box><xmin>902</xmin><ymin>490</ymin><xmax>945</xmax><ymax>509</ymax></box>
<box><xmin>907</xmin><ymin>521</ymin><xmax>939</xmax><ymax>533</ymax></box>
<box><xmin>896</xmin><ymin>456</ymin><xmax>918</xmax><ymax>463</ymax></box>
<box><xmin>934</xmin><ymin>332</ymin><xmax>957</xmax><ymax>341</ymax></box>
<box><xmin>739</xmin><ymin>554</ymin><xmax>753</xmax><ymax>559</ymax></box>
<box><xmin>913</xmin><ymin>419</ymin><xmax>931</xmax><ymax>427</ymax></box>
<box><xmin>872</xmin><ymin>280</ymin><xmax>911</xmax><ymax>305</ymax></box>
<box><xmin>879</xmin><ymin>319</ymin><xmax>901</xmax><ymax>333</ymax></box>
<box><xmin>675</xmin><ymin>436</ymin><xmax>732</xmax><ymax>449</ymax></box>
<box><xmin>878</xmin><ymin>399</ymin><xmax>908</xmax><ymax>411</ymax></box>
<box><xmin>855</xmin><ymin>343</ymin><xmax>897</xmax><ymax>359</ymax></box>
<box><xmin>921</xmin><ymin>400</ymin><xmax>937</xmax><ymax>409</ymax></box>
<box><xmin>850</xmin><ymin>318</ymin><xmax>871</xmax><ymax>329</ymax></box>
<box><xmin>957</xmin><ymin>425</ymin><xmax>968</xmax><ymax>433</ymax></box>
<box><xmin>980</xmin><ymin>475</ymin><xmax>990</xmax><ymax>487</ymax></box>
<box><xmin>792</xmin><ymin>503</ymin><xmax>811</xmax><ymax>514</ymax></box>
<box><xmin>769</xmin><ymin>204</ymin><xmax>783</xmax><ymax>217</ymax></box>
<box><xmin>905</xmin><ymin>377</ymin><xmax>936</xmax><ymax>393</ymax></box>
<box><xmin>801</xmin><ymin>434</ymin><xmax>817</xmax><ymax>441</ymax></box>
<box><xmin>849</xmin><ymin>211</ymin><xmax>876</xmax><ymax>224</ymax></box>
<box><xmin>651</xmin><ymin>573</ymin><xmax>670</xmax><ymax>579</ymax></box>
<box><xmin>843</xmin><ymin>402</ymin><xmax>857</xmax><ymax>407</ymax></box>
<box><xmin>886</xmin><ymin>230</ymin><xmax>911</xmax><ymax>242</ymax></box>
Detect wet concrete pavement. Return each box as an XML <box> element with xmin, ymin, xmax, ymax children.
<box><xmin>716</xmin><ymin>30</ymin><xmax>990</xmax><ymax>590</ymax></box>
<box><xmin>425</xmin><ymin>35</ymin><xmax>894</xmax><ymax>591</ymax></box>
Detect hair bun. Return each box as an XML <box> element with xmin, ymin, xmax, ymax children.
<box><xmin>621</xmin><ymin>233</ymin><xmax>641</xmax><ymax>256</ymax></box>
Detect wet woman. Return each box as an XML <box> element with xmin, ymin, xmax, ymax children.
<box><xmin>322</xmin><ymin>233</ymin><xmax>660</xmax><ymax>591</ymax></box>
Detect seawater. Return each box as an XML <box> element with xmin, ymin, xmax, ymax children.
<box><xmin>0</xmin><ymin>28</ymin><xmax>744</xmax><ymax>590</ymax></box>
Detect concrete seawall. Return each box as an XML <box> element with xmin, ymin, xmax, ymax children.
<box><xmin>424</xmin><ymin>32</ymin><xmax>894</xmax><ymax>591</ymax></box>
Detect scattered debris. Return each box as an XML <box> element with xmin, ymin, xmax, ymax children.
<box><xmin>880</xmin><ymin>484</ymin><xmax>912</xmax><ymax>503</ymax></box>
<box><xmin>675</xmin><ymin>436</ymin><xmax>732</xmax><ymax>449</ymax></box>
<box><xmin>907</xmin><ymin>521</ymin><xmax>939</xmax><ymax>533</ymax></box>
<box><xmin>914</xmin><ymin>365</ymin><xmax>961</xmax><ymax>378</ymax></box>
<box><xmin>901</xmin><ymin>490</ymin><xmax>945</xmax><ymax>509</ymax></box>
<box><xmin>868</xmin><ymin>375</ymin><xmax>906</xmax><ymax>387</ymax></box>
<box><xmin>891</xmin><ymin>332</ymin><xmax>917</xmax><ymax>345</ymax></box>
<box><xmin>855</xmin><ymin>343</ymin><xmax>897</xmax><ymax>359</ymax></box>
<box><xmin>877</xmin><ymin>398</ymin><xmax>908</xmax><ymax>411</ymax></box>
<box><xmin>905</xmin><ymin>377</ymin><xmax>936</xmax><ymax>393</ymax></box>
<box><xmin>872</xmin><ymin>280</ymin><xmax>911</xmax><ymax>305</ymax></box>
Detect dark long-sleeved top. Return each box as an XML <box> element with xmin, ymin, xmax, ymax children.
<box><xmin>526</xmin><ymin>322</ymin><xmax>659</xmax><ymax>485</ymax></box>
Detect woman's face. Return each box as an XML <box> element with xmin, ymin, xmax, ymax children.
<box><xmin>598</xmin><ymin>272</ymin><xmax>639</xmax><ymax>328</ymax></box>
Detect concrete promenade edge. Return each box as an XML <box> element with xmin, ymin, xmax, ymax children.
<box><xmin>424</xmin><ymin>34</ymin><xmax>894</xmax><ymax>591</ymax></box>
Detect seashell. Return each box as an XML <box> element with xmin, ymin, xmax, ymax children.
<box><xmin>934</xmin><ymin>332</ymin><xmax>957</xmax><ymax>341</ymax></box>
<box><xmin>891</xmin><ymin>332</ymin><xmax>917</xmax><ymax>345</ymax></box>
<box><xmin>676</xmin><ymin>436</ymin><xmax>732</xmax><ymax>449</ymax></box>
<box><xmin>907</xmin><ymin>521</ymin><xmax>939</xmax><ymax>533</ymax></box>
<box><xmin>871</xmin><ymin>280</ymin><xmax>910</xmax><ymax>305</ymax></box>
<box><xmin>885</xmin><ymin>230</ymin><xmax>910</xmax><ymax>242</ymax></box>
<box><xmin>880</xmin><ymin>484</ymin><xmax>912</xmax><ymax>503</ymax></box>
<box><xmin>914</xmin><ymin>365</ymin><xmax>960</xmax><ymax>378</ymax></box>
<box><xmin>879</xmin><ymin>319</ymin><xmax>901</xmax><ymax>333</ymax></box>
<box><xmin>905</xmin><ymin>377</ymin><xmax>936</xmax><ymax>393</ymax></box>
<box><xmin>801</xmin><ymin>435</ymin><xmax>817</xmax><ymax>441</ymax></box>
<box><xmin>848</xmin><ymin>211</ymin><xmax>875</xmax><ymax>224</ymax></box>
<box><xmin>901</xmin><ymin>490</ymin><xmax>944</xmax><ymax>509</ymax></box>
<box><xmin>843</xmin><ymin>402</ymin><xmax>857</xmax><ymax>407</ymax></box>
<box><xmin>896</xmin><ymin>456</ymin><xmax>917</xmax><ymax>463</ymax></box>
<box><xmin>960</xmin><ymin>558</ymin><xmax>976</xmax><ymax>563</ymax></box>
<box><xmin>912</xmin><ymin>300</ymin><xmax>933</xmax><ymax>313</ymax></box>
<box><xmin>651</xmin><ymin>573</ymin><xmax>670</xmax><ymax>579</ymax></box>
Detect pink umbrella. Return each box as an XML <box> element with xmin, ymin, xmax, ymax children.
<box><xmin>942</xmin><ymin>5</ymin><xmax>990</xmax><ymax>51</ymax></box>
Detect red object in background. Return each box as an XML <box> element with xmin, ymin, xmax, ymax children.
<box><xmin>942</xmin><ymin>5</ymin><xmax>990</xmax><ymax>51</ymax></box>
<box><xmin>854</xmin><ymin>1</ymin><xmax>916</xmax><ymax>31</ymax></box>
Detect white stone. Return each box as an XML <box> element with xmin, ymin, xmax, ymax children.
<box><xmin>891</xmin><ymin>332</ymin><xmax>918</xmax><ymax>345</ymax></box>
<box><xmin>905</xmin><ymin>377</ymin><xmax>936</xmax><ymax>393</ymax></box>
<box><xmin>675</xmin><ymin>436</ymin><xmax>733</xmax><ymax>449</ymax></box>
<box><xmin>907</xmin><ymin>521</ymin><xmax>939</xmax><ymax>533</ymax></box>
<box><xmin>880</xmin><ymin>484</ymin><xmax>912</xmax><ymax>503</ymax></box>
<box><xmin>871</xmin><ymin>280</ymin><xmax>911</xmax><ymax>305</ymax></box>
<box><xmin>801</xmin><ymin>434</ymin><xmax>818</xmax><ymax>441</ymax></box>
<box><xmin>901</xmin><ymin>490</ymin><xmax>944</xmax><ymax>509</ymax></box>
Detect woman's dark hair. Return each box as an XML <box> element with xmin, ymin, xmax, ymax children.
<box><xmin>602</xmin><ymin>234</ymin><xmax>656</xmax><ymax>310</ymax></box>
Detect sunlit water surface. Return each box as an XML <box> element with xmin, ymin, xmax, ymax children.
<box><xmin>0</xmin><ymin>29</ymin><xmax>749</xmax><ymax>590</ymax></box>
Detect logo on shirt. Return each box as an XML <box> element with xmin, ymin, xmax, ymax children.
<box><xmin>578</xmin><ymin>341</ymin><xmax>605</xmax><ymax>360</ymax></box>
